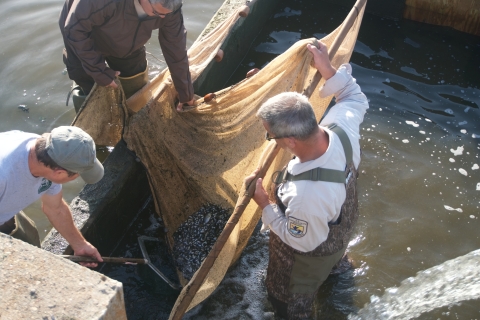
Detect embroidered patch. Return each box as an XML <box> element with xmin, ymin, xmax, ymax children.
<box><xmin>287</xmin><ymin>216</ymin><xmax>308</xmax><ymax>238</ymax></box>
<box><xmin>38</xmin><ymin>178</ymin><xmax>52</xmax><ymax>194</ymax></box>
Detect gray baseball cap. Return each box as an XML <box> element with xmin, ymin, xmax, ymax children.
<box><xmin>46</xmin><ymin>126</ymin><xmax>104</xmax><ymax>184</ymax></box>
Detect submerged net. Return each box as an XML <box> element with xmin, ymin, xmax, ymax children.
<box><xmin>72</xmin><ymin>0</ymin><xmax>366</xmax><ymax>316</ymax></box>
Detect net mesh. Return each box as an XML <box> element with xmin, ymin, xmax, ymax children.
<box><xmin>72</xmin><ymin>0</ymin><xmax>366</xmax><ymax>315</ymax></box>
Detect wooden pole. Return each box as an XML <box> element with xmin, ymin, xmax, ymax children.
<box><xmin>61</xmin><ymin>255</ymin><xmax>148</xmax><ymax>265</ymax></box>
<box><xmin>303</xmin><ymin>0</ymin><xmax>367</xmax><ymax>97</ymax></box>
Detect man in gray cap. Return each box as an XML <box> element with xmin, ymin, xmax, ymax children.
<box><xmin>0</xmin><ymin>126</ymin><xmax>104</xmax><ymax>267</ymax></box>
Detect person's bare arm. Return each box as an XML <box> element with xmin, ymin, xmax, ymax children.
<box><xmin>42</xmin><ymin>191</ymin><xmax>102</xmax><ymax>267</ymax></box>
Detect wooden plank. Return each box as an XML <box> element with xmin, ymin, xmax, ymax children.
<box><xmin>404</xmin><ymin>0</ymin><xmax>480</xmax><ymax>36</ymax></box>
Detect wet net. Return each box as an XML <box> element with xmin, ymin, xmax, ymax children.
<box><xmin>72</xmin><ymin>0</ymin><xmax>366</xmax><ymax>317</ymax></box>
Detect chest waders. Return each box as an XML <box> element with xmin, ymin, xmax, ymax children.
<box><xmin>0</xmin><ymin>211</ymin><xmax>41</xmax><ymax>248</ymax></box>
<box><xmin>266</xmin><ymin>124</ymin><xmax>360</xmax><ymax>320</ymax></box>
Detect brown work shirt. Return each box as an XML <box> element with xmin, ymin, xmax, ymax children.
<box><xmin>59</xmin><ymin>0</ymin><xmax>193</xmax><ymax>102</ymax></box>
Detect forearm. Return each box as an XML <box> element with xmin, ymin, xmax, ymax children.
<box><xmin>42</xmin><ymin>199</ymin><xmax>88</xmax><ymax>250</ymax></box>
<box><xmin>159</xmin><ymin>13</ymin><xmax>194</xmax><ymax>102</ymax></box>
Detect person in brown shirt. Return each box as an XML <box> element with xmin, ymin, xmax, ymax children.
<box><xmin>59</xmin><ymin>0</ymin><xmax>194</xmax><ymax>111</ymax></box>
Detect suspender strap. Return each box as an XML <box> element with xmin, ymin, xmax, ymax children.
<box><xmin>327</xmin><ymin>123</ymin><xmax>353</xmax><ymax>165</ymax></box>
<box><xmin>274</xmin><ymin>124</ymin><xmax>353</xmax><ymax>184</ymax></box>
<box><xmin>280</xmin><ymin>167</ymin><xmax>346</xmax><ymax>183</ymax></box>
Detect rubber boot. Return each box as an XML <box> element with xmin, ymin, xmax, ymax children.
<box><xmin>118</xmin><ymin>65</ymin><xmax>149</xmax><ymax>99</ymax></box>
<box><xmin>9</xmin><ymin>211</ymin><xmax>41</xmax><ymax>248</ymax></box>
<box><xmin>65</xmin><ymin>82</ymin><xmax>87</xmax><ymax>114</ymax></box>
<box><xmin>72</xmin><ymin>85</ymin><xmax>87</xmax><ymax>113</ymax></box>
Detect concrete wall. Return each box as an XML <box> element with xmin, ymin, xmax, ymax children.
<box><xmin>0</xmin><ymin>234</ymin><xmax>127</xmax><ymax>319</ymax></box>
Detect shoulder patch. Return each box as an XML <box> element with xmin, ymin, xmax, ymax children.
<box><xmin>38</xmin><ymin>178</ymin><xmax>52</xmax><ymax>194</ymax></box>
<box><xmin>287</xmin><ymin>216</ymin><xmax>308</xmax><ymax>238</ymax></box>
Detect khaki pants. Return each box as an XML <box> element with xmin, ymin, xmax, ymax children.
<box><xmin>0</xmin><ymin>211</ymin><xmax>41</xmax><ymax>247</ymax></box>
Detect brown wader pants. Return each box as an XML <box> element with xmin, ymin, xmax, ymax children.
<box><xmin>0</xmin><ymin>211</ymin><xmax>41</xmax><ymax>248</ymax></box>
<box><xmin>266</xmin><ymin>148</ymin><xmax>359</xmax><ymax>319</ymax></box>
<box><xmin>63</xmin><ymin>45</ymin><xmax>148</xmax><ymax>95</ymax></box>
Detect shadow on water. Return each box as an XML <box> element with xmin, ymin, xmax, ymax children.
<box><xmin>98</xmin><ymin>0</ymin><xmax>480</xmax><ymax>318</ymax></box>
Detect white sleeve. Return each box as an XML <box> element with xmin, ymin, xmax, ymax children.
<box><xmin>319</xmin><ymin>63</ymin><xmax>369</xmax><ymax>168</ymax></box>
<box><xmin>262</xmin><ymin>202</ymin><xmax>330</xmax><ymax>253</ymax></box>
<box><xmin>45</xmin><ymin>183</ymin><xmax>62</xmax><ymax>196</ymax></box>
<box><xmin>319</xmin><ymin>63</ymin><xmax>369</xmax><ymax>127</ymax></box>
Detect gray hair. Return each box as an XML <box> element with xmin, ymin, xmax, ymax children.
<box><xmin>150</xmin><ymin>0</ymin><xmax>182</xmax><ymax>11</ymax></box>
<box><xmin>256</xmin><ymin>92</ymin><xmax>318</xmax><ymax>140</ymax></box>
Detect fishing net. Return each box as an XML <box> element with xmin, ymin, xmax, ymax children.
<box><xmin>72</xmin><ymin>0</ymin><xmax>366</xmax><ymax>316</ymax></box>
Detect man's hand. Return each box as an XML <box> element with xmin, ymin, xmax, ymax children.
<box><xmin>253</xmin><ymin>178</ymin><xmax>271</xmax><ymax>209</ymax></box>
<box><xmin>176</xmin><ymin>98</ymin><xmax>195</xmax><ymax>112</ymax></box>
<box><xmin>73</xmin><ymin>241</ymin><xmax>103</xmax><ymax>268</ymax></box>
<box><xmin>106</xmin><ymin>71</ymin><xmax>121</xmax><ymax>89</ymax></box>
<box><xmin>307</xmin><ymin>41</ymin><xmax>336</xmax><ymax>80</ymax></box>
<box><xmin>42</xmin><ymin>193</ymin><xmax>103</xmax><ymax>268</ymax></box>
<box><xmin>245</xmin><ymin>169</ymin><xmax>270</xmax><ymax>209</ymax></box>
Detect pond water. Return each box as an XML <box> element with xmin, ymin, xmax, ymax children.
<box><xmin>1</xmin><ymin>0</ymin><xmax>479</xmax><ymax>319</ymax></box>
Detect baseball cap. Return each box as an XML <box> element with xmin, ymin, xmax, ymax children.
<box><xmin>46</xmin><ymin>126</ymin><xmax>104</xmax><ymax>184</ymax></box>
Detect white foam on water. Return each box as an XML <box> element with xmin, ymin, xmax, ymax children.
<box><xmin>349</xmin><ymin>249</ymin><xmax>480</xmax><ymax>320</ymax></box>
<box><xmin>459</xmin><ymin>168</ymin><xmax>468</xmax><ymax>176</ymax></box>
<box><xmin>444</xmin><ymin>205</ymin><xmax>463</xmax><ymax>212</ymax></box>
<box><xmin>472</xmin><ymin>133</ymin><xmax>480</xmax><ymax>139</ymax></box>
<box><xmin>450</xmin><ymin>146</ymin><xmax>464</xmax><ymax>156</ymax></box>
<box><xmin>402</xmin><ymin>139</ymin><xmax>409</xmax><ymax>143</ymax></box>
<box><xmin>419</xmin><ymin>131</ymin><xmax>425</xmax><ymax>134</ymax></box>
<box><xmin>449</xmin><ymin>158</ymin><xmax>455</xmax><ymax>163</ymax></box>
<box><xmin>477</xmin><ymin>183</ymin><xmax>480</xmax><ymax>191</ymax></box>
<box><xmin>459</xmin><ymin>121</ymin><xmax>468</xmax><ymax>125</ymax></box>
<box><xmin>405</xmin><ymin>121</ymin><xmax>419</xmax><ymax>127</ymax></box>
<box><xmin>472</xmin><ymin>164</ymin><xmax>479</xmax><ymax>170</ymax></box>
<box><xmin>444</xmin><ymin>109</ymin><xmax>454</xmax><ymax>115</ymax></box>
<box><xmin>461</xmin><ymin>129</ymin><xmax>467</xmax><ymax>134</ymax></box>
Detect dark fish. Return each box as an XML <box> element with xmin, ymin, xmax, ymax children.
<box><xmin>18</xmin><ymin>105</ymin><xmax>29</xmax><ymax>113</ymax></box>
<box><xmin>172</xmin><ymin>203</ymin><xmax>231</xmax><ymax>280</ymax></box>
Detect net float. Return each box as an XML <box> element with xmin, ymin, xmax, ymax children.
<box><xmin>214</xmin><ymin>49</ymin><xmax>224</xmax><ymax>62</ymax></box>
<box><xmin>246</xmin><ymin>68</ymin><xmax>260</xmax><ymax>78</ymax></box>
<box><xmin>204</xmin><ymin>93</ymin><xmax>217</xmax><ymax>102</ymax></box>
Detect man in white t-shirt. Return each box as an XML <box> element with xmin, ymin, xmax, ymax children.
<box><xmin>246</xmin><ymin>41</ymin><xmax>368</xmax><ymax>319</ymax></box>
<box><xmin>0</xmin><ymin>126</ymin><xmax>104</xmax><ymax>267</ymax></box>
